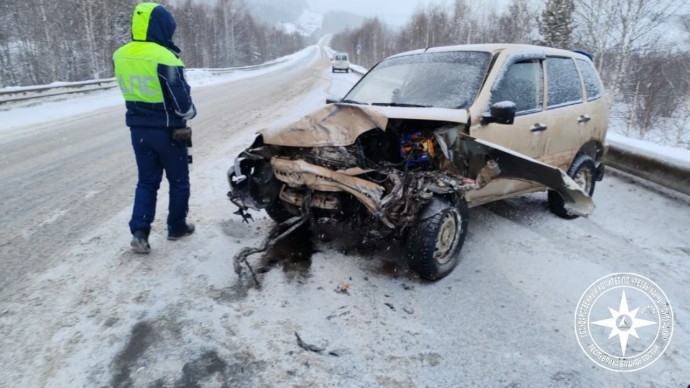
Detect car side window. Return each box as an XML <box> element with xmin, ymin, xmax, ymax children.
<box><xmin>491</xmin><ymin>59</ymin><xmax>544</xmax><ymax>115</ymax></box>
<box><xmin>575</xmin><ymin>59</ymin><xmax>602</xmax><ymax>101</ymax></box>
<box><xmin>546</xmin><ymin>57</ymin><xmax>583</xmax><ymax>108</ymax></box>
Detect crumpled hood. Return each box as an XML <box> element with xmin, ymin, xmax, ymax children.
<box><xmin>131</xmin><ymin>2</ymin><xmax>176</xmax><ymax>48</ymax></box>
<box><xmin>260</xmin><ymin>103</ymin><xmax>469</xmax><ymax>147</ymax></box>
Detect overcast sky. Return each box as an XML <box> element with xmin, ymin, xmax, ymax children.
<box><xmin>307</xmin><ymin>0</ymin><xmax>424</xmax><ymax>26</ymax></box>
<box><xmin>306</xmin><ymin>0</ymin><xmax>516</xmax><ymax>26</ymax></box>
<box><xmin>184</xmin><ymin>0</ymin><xmax>533</xmax><ymax>27</ymax></box>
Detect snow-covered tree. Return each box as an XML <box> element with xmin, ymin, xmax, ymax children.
<box><xmin>573</xmin><ymin>0</ymin><xmax>685</xmax><ymax>99</ymax></box>
<box><xmin>538</xmin><ymin>0</ymin><xmax>575</xmax><ymax>48</ymax></box>
<box><xmin>497</xmin><ymin>0</ymin><xmax>537</xmax><ymax>44</ymax></box>
<box><xmin>0</xmin><ymin>0</ymin><xmax>304</xmax><ymax>86</ymax></box>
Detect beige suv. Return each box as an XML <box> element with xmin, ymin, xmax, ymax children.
<box><xmin>228</xmin><ymin>44</ymin><xmax>609</xmax><ymax>280</ymax></box>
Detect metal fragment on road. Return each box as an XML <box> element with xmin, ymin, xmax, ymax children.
<box><xmin>232</xmin><ymin>216</ymin><xmax>307</xmax><ymax>285</ymax></box>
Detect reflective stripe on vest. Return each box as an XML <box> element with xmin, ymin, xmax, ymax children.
<box><xmin>113</xmin><ymin>41</ymin><xmax>184</xmax><ymax>103</ymax></box>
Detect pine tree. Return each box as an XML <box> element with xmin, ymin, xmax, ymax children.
<box><xmin>538</xmin><ymin>0</ymin><xmax>575</xmax><ymax>48</ymax></box>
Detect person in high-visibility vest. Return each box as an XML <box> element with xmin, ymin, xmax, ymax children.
<box><xmin>114</xmin><ymin>2</ymin><xmax>196</xmax><ymax>254</ymax></box>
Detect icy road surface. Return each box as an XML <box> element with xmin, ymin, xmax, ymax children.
<box><xmin>0</xmin><ymin>43</ymin><xmax>689</xmax><ymax>387</ymax></box>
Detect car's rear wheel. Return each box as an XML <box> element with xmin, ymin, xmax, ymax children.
<box><xmin>548</xmin><ymin>154</ymin><xmax>596</xmax><ymax>219</ymax></box>
<box><xmin>405</xmin><ymin>197</ymin><xmax>469</xmax><ymax>280</ymax></box>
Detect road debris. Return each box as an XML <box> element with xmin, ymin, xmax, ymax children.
<box><xmin>232</xmin><ymin>216</ymin><xmax>307</xmax><ymax>285</ymax></box>
<box><xmin>326</xmin><ymin>305</ymin><xmax>349</xmax><ymax>320</ymax></box>
<box><xmin>295</xmin><ymin>332</ymin><xmax>325</xmax><ymax>354</ymax></box>
<box><xmin>335</xmin><ymin>281</ymin><xmax>350</xmax><ymax>295</ymax></box>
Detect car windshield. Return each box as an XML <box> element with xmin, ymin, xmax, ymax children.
<box><xmin>344</xmin><ymin>51</ymin><xmax>491</xmax><ymax>109</ymax></box>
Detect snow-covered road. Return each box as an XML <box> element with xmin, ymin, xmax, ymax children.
<box><xmin>0</xmin><ymin>43</ymin><xmax>688</xmax><ymax>387</ymax></box>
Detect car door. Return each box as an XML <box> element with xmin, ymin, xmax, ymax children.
<box><xmin>575</xmin><ymin>58</ymin><xmax>608</xmax><ymax>154</ymax></box>
<box><xmin>468</xmin><ymin>58</ymin><xmax>549</xmax><ymax>204</ymax></box>
<box><xmin>541</xmin><ymin>56</ymin><xmax>587</xmax><ymax>170</ymax></box>
<box><xmin>476</xmin><ymin>59</ymin><xmax>549</xmax><ymax>158</ymax></box>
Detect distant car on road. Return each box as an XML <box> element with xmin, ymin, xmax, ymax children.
<box><xmin>332</xmin><ymin>53</ymin><xmax>350</xmax><ymax>73</ymax></box>
<box><xmin>229</xmin><ymin>44</ymin><xmax>609</xmax><ymax>280</ymax></box>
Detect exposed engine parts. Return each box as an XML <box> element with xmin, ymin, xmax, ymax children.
<box><xmin>228</xmin><ymin>120</ymin><xmax>507</xmax><ymax>232</ymax></box>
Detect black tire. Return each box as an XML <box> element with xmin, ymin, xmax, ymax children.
<box><xmin>332</xmin><ymin>67</ymin><xmax>335</xmax><ymax>73</ymax></box>
<box><xmin>345</xmin><ymin>68</ymin><xmax>349</xmax><ymax>73</ymax></box>
<box><xmin>265</xmin><ymin>200</ymin><xmax>294</xmax><ymax>223</ymax></box>
<box><xmin>405</xmin><ymin>197</ymin><xmax>469</xmax><ymax>280</ymax></box>
<box><xmin>548</xmin><ymin>154</ymin><xmax>596</xmax><ymax>219</ymax></box>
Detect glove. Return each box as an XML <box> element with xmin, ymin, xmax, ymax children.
<box><xmin>175</xmin><ymin>104</ymin><xmax>196</xmax><ymax>121</ymax></box>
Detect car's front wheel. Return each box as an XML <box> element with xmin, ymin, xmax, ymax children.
<box><xmin>548</xmin><ymin>154</ymin><xmax>596</xmax><ymax>219</ymax></box>
<box><xmin>405</xmin><ymin>197</ymin><xmax>469</xmax><ymax>280</ymax></box>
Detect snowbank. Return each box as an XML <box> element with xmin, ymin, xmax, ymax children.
<box><xmin>349</xmin><ymin>63</ymin><xmax>368</xmax><ymax>75</ymax></box>
<box><xmin>607</xmin><ymin>132</ymin><xmax>690</xmax><ymax>169</ymax></box>
<box><xmin>184</xmin><ymin>46</ymin><xmax>317</xmax><ymax>88</ymax></box>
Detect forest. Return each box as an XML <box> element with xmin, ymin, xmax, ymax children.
<box><xmin>332</xmin><ymin>0</ymin><xmax>690</xmax><ymax>147</ymax></box>
<box><xmin>0</xmin><ymin>0</ymin><xmax>304</xmax><ymax>88</ymax></box>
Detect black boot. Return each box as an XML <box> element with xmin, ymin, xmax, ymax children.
<box><xmin>131</xmin><ymin>229</ymin><xmax>151</xmax><ymax>254</ymax></box>
<box><xmin>168</xmin><ymin>223</ymin><xmax>195</xmax><ymax>241</ymax></box>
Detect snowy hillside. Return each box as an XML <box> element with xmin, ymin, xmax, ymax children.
<box><xmin>277</xmin><ymin>10</ymin><xmax>324</xmax><ymax>37</ymax></box>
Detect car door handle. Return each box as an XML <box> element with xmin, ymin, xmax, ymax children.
<box><xmin>578</xmin><ymin>114</ymin><xmax>591</xmax><ymax>123</ymax></box>
<box><xmin>530</xmin><ymin>123</ymin><xmax>548</xmax><ymax>132</ymax></box>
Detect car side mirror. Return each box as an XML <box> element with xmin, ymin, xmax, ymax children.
<box><xmin>481</xmin><ymin>101</ymin><xmax>516</xmax><ymax>125</ymax></box>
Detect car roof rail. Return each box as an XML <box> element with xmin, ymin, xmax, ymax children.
<box><xmin>572</xmin><ymin>50</ymin><xmax>593</xmax><ymax>61</ymax></box>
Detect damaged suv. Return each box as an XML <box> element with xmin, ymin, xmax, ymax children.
<box><xmin>228</xmin><ymin>44</ymin><xmax>608</xmax><ymax>280</ymax></box>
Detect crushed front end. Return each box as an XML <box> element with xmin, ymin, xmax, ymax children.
<box><xmin>230</xmin><ymin>109</ymin><xmax>491</xmax><ymax>232</ymax></box>
<box><xmin>228</xmin><ymin>104</ymin><xmax>594</xmax><ymax>232</ymax></box>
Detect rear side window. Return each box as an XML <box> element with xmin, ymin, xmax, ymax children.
<box><xmin>492</xmin><ymin>60</ymin><xmax>544</xmax><ymax>114</ymax></box>
<box><xmin>576</xmin><ymin>59</ymin><xmax>602</xmax><ymax>101</ymax></box>
<box><xmin>546</xmin><ymin>57</ymin><xmax>582</xmax><ymax>108</ymax></box>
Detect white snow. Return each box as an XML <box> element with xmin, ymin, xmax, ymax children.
<box><xmin>276</xmin><ymin>22</ymin><xmax>298</xmax><ymax>34</ymax></box>
<box><xmin>607</xmin><ymin>101</ymin><xmax>690</xmax><ymax>148</ymax></box>
<box><xmin>276</xmin><ymin>10</ymin><xmax>323</xmax><ymax>37</ymax></box>
<box><xmin>607</xmin><ymin>132</ymin><xmax>690</xmax><ymax>168</ymax></box>
<box><xmin>349</xmin><ymin>63</ymin><xmax>368</xmax><ymax>74</ymax></box>
<box><xmin>0</xmin><ymin>79</ymin><xmax>114</xmax><ymax>92</ymax></box>
<box><xmin>39</xmin><ymin>209</ymin><xmax>69</xmax><ymax>227</ymax></box>
<box><xmin>295</xmin><ymin>10</ymin><xmax>324</xmax><ymax>36</ymax></box>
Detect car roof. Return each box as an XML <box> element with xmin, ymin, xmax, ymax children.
<box><xmin>389</xmin><ymin>43</ymin><xmax>591</xmax><ymax>62</ymax></box>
